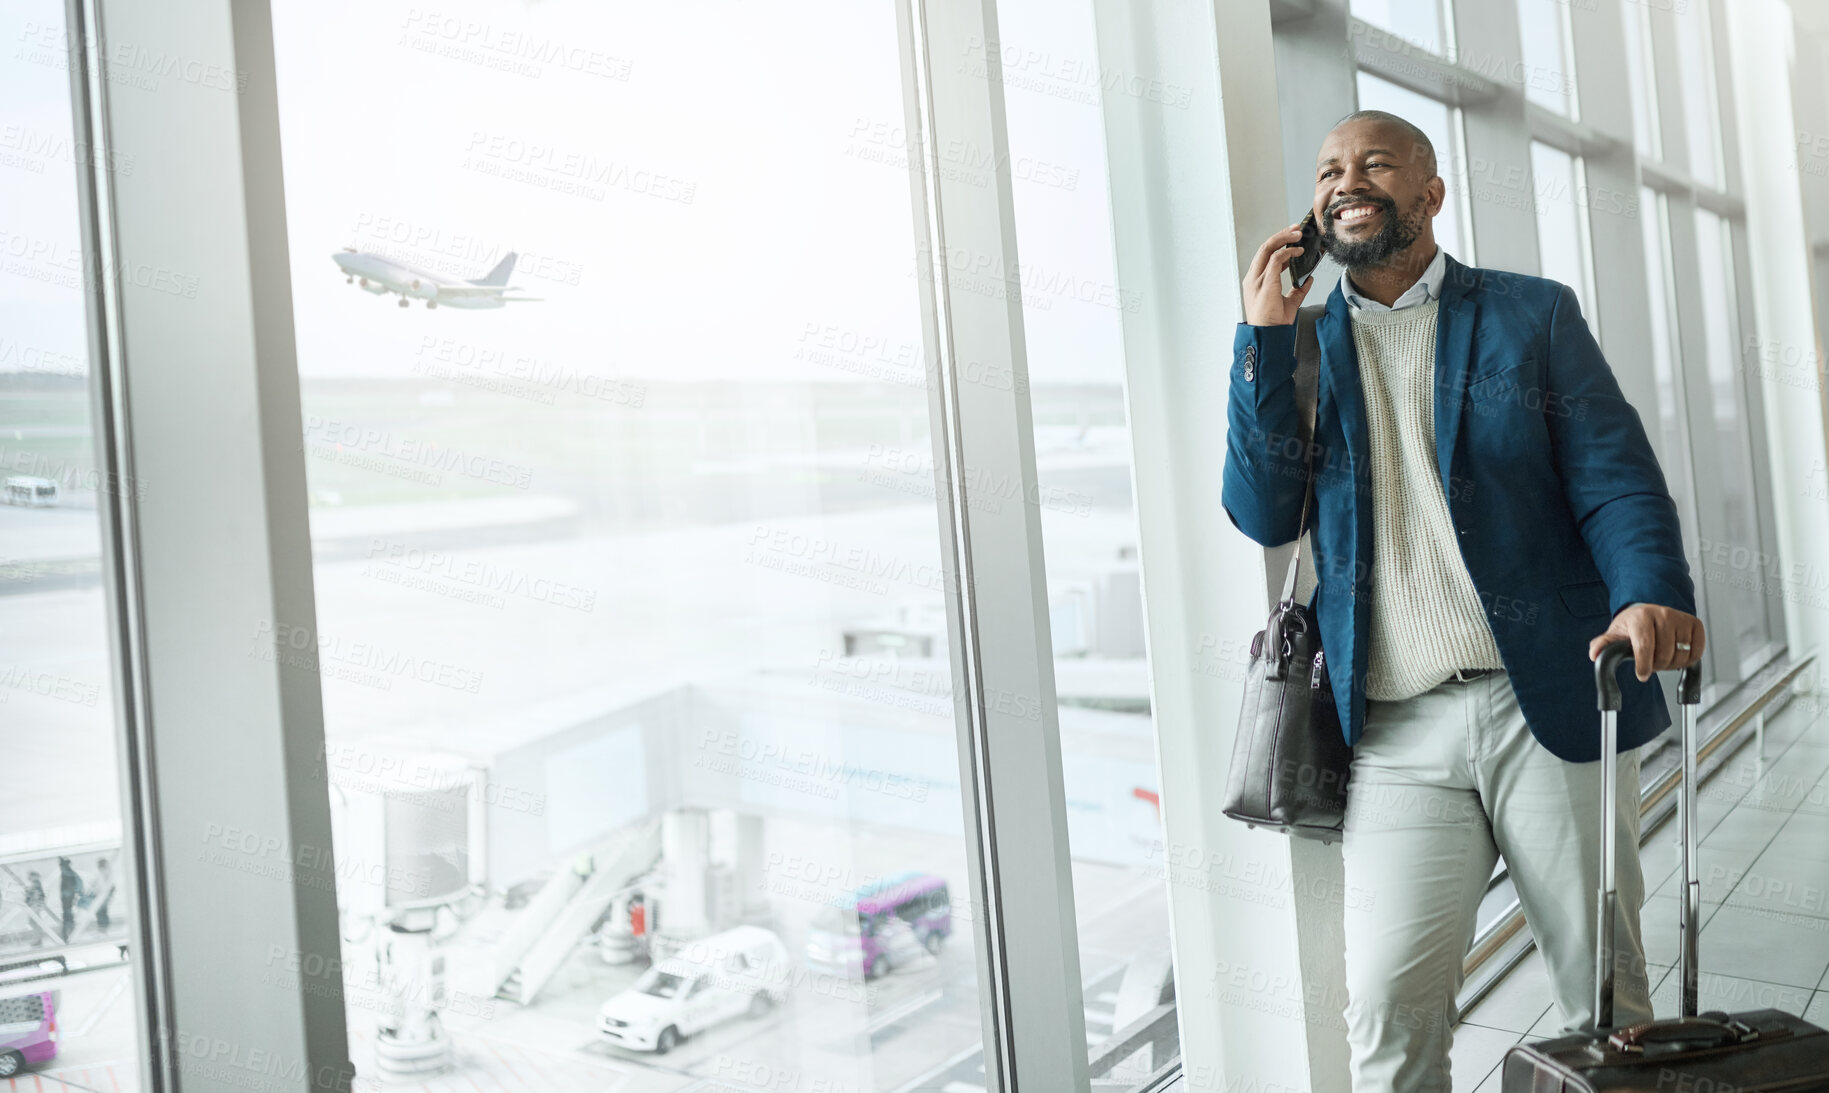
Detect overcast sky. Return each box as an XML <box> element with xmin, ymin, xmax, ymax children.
<box><xmin>1</xmin><ymin>0</ymin><xmax>1124</xmax><ymax>385</ymax></box>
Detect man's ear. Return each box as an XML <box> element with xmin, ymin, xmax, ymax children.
<box><xmin>1424</xmin><ymin>175</ymin><xmax>1446</xmax><ymax>217</ymax></box>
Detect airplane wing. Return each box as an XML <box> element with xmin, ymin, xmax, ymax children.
<box><xmin>433</xmin><ymin>283</ymin><xmax>542</xmax><ymax>300</ymax></box>
<box><xmin>433</xmin><ymin>283</ymin><xmax>514</xmax><ymax>297</ymax></box>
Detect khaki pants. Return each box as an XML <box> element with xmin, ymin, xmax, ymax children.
<box><xmin>1341</xmin><ymin>671</ymin><xmax>1652</xmax><ymax>1092</ymax></box>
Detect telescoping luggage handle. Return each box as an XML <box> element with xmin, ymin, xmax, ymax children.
<box><xmin>1593</xmin><ymin>643</ymin><xmax>1703</xmax><ymax>1031</ymax></box>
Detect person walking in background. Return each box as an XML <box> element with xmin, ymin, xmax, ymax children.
<box><xmin>57</xmin><ymin>857</ymin><xmax>83</xmax><ymax>944</ymax></box>
<box><xmin>22</xmin><ymin>872</ymin><xmax>48</xmax><ymax>947</ymax></box>
<box><xmin>91</xmin><ymin>857</ymin><xmax>115</xmax><ymax>933</ymax></box>
<box><xmin>1225</xmin><ymin>110</ymin><xmax>1704</xmax><ymax>1091</ymax></box>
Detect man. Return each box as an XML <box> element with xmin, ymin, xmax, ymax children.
<box><xmin>1223</xmin><ymin>110</ymin><xmax>1704</xmax><ymax>1091</ymax></box>
<box><xmin>91</xmin><ymin>857</ymin><xmax>115</xmax><ymax>932</ymax></box>
<box><xmin>58</xmin><ymin>857</ymin><xmax>83</xmax><ymax>944</ymax></box>
<box><xmin>22</xmin><ymin>871</ymin><xmax>47</xmax><ymax>947</ymax></box>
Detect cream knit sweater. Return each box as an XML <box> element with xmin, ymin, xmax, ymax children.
<box><xmin>1349</xmin><ymin>299</ymin><xmax>1504</xmax><ymax>700</ymax></box>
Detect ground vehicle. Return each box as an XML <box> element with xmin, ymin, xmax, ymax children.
<box><xmin>0</xmin><ymin>991</ymin><xmax>58</xmax><ymax>1076</ymax></box>
<box><xmin>803</xmin><ymin>871</ymin><xmax>951</xmax><ymax>980</ymax></box>
<box><xmin>597</xmin><ymin>926</ymin><xmax>787</xmax><ymax>1054</ymax></box>
<box><xmin>2</xmin><ymin>476</ymin><xmax>57</xmax><ymax>507</ymax></box>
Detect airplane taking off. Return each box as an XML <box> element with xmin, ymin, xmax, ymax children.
<box><xmin>332</xmin><ymin>248</ymin><xmax>542</xmax><ymax>309</ymax></box>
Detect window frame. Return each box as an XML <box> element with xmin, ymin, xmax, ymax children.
<box><xmin>75</xmin><ymin>0</ymin><xmax>1105</xmax><ymax>1089</ymax></box>
<box><xmin>67</xmin><ymin>0</ymin><xmax>356</xmax><ymax>1087</ymax></box>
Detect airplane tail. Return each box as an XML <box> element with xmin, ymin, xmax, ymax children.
<box><xmin>470</xmin><ymin>251</ymin><xmax>517</xmax><ymax>287</ymax></box>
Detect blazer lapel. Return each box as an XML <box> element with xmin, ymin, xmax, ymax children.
<box><xmin>1433</xmin><ymin>255</ymin><xmax>1478</xmax><ymax>497</ymax></box>
<box><xmin>1319</xmin><ymin>285</ymin><xmax>1364</xmax><ymax>476</ymax></box>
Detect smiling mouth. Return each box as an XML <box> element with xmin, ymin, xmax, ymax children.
<box><xmin>1333</xmin><ymin>203</ymin><xmax>1382</xmax><ymax>226</ymax></box>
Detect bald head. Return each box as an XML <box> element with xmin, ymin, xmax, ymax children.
<box><xmin>1327</xmin><ymin>110</ymin><xmax>1437</xmax><ymax>179</ymax></box>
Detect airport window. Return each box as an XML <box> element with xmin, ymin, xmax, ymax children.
<box><xmin>1621</xmin><ymin>0</ymin><xmax>1663</xmax><ymax>160</ymax></box>
<box><xmin>1349</xmin><ymin>0</ymin><xmax>1452</xmax><ymax>57</ymax></box>
<box><xmin>33</xmin><ymin>0</ymin><xmax>1829</xmax><ymax>1087</ymax></box>
<box><xmin>1528</xmin><ymin>142</ymin><xmax>1595</xmax><ymax>329</ymax></box>
<box><xmin>1692</xmin><ymin>207</ymin><xmax>1771</xmax><ymax>659</ymax></box>
<box><xmin>1638</xmin><ymin>189</ymin><xmax>1684</xmax><ymax>458</ymax></box>
<box><xmin>272</xmin><ymin>0</ymin><xmax>991</xmax><ymax>1085</ymax></box>
<box><xmin>1636</xmin><ymin>185</ymin><xmax>1710</xmax><ymax>685</ymax></box>
<box><xmin>995</xmin><ymin>0</ymin><xmax>1178</xmax><ymax>1081</ymax></box>
<box><xmin>1516</xmin><ymin>0</ymin><xmax>1578</xmax><ymax>118</ymax></box>
<box><xmin>1354</xmin><ymin>70</ymin><xmax>1473</xmax><ymax>262</ymax></box>
<box><xmin>1673</xmin><ymin>0</ymin><xmax>1725</xmax><ymax>186</ymax></box>
<box><xmin>0</xmin><ymin>0</ymin><xmax>146</xmax><ymax>1081</ymax></box>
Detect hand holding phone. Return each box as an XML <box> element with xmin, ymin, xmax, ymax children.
<box><xmin>1245</xmin><ymin>220</ymin><xmax>1318</xmax><ymax>325</ymax></box>
<box><xmin>1278</xmin><ymin>210</ymin><xmax>1324</xmax><ymax>297</ymax></box>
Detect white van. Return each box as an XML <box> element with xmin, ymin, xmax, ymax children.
<box><xmin>597</xmin><ymin>925</ymin><xmax>789</xmax><ymax>1054</ymax></box>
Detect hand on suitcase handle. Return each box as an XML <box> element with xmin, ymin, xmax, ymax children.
<box><xmin>1595</xmin><ymin>643</ymin><xmax>1703</xmax><ymax>711</ymax></box>
<box><xmin>1588</xmin><ymin>603</ymin><xmax>1706</xmax><ymax>682</ymax></box>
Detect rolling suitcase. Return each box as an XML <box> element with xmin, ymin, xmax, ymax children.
<box><xmin>1501</xmin><ymin>644</ymin><xmax>1829</xmax><ymax>1091</ymax></box>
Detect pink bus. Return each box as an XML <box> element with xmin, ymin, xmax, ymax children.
<box><xmin>0</xmin><ymin>991</ymin><xmax>57</xmax><ymax>1077</ymax></box>
<box><xmin>803</xmin><ymin>872</ymin><xmax>951</xmax><ymax>981</ymax></box>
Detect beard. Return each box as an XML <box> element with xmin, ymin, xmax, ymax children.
<box><xmin>1321</xmin><ymin>193</ymin><xmax>1428</xmax><ymax>270</ymax></box>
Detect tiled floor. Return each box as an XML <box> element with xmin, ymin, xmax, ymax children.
<box><xmin>1452</xmin><ymin>690</ymin><xmax>1829</xmax><ymax>1091</ymax></box>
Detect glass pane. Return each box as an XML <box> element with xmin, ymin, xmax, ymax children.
<box><xmin>1637</xmin><ymin>187</ymin><xmax>1709</xmax><ymax>688</ymax></box>
<box><xmin>1350</xmin><ymin>0</ymin><xmax>1448</xmax><ymax>56</ymax></box>
<box><xmin>1530</xmin><ymin>143</ymin><xmax>1593</xmax><ymax>325</ymax></box>
<box><xmin>1517</xmin><ymin>0</ymin><xmax>1578</xmax><ymax>117</ymax></box>
<box><xmin>1355</xmin><ymin>71</ymin><xmax>1471</xmax><ymax>263</ymax></box>
<box><xmin>1673</xmin><ymin>0</ymin><xmax>1723</xmax><ymax>186</ymax></box>
<box><xmin>1692</xmin><ymin>208</ymin><xmax>1767</xmax><ymax>659</ymax></box>
<box><xmin>1639</xmin><ymin>190</ymin><xmax>1684</xmax><ymax>483</ymax></box>
<box><xmin>1621</xmin><ymin>1</ymin><xmax>1662</xmax><ymax>159</ymax></box>
<box><xmin>0</xmin><ymin>0</ymin><xmax>146</xmax><ymax>1086</ymax></box>
<box><xmin>273</xmin><ymin>2</ymin><xmax>987</xmax><ymax>1087</ymax></box>
<box><xmin>994</xmin><ymin>0</ymin><xmax>1176</xmax><ymax>1085</ymax></box>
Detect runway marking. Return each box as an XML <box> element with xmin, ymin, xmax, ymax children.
<box><xmin>865</xmin><ymin>988</ymin><xmax>944</xmax><ymax>1035</ymax></box>
<box><xmin>889</xmin><ymin>1040</ymin><xmax>989</xmax><ymax>1093</ymax></box>
<box><xmin>2</xmin><ymin>1060</ymin><xmax>135</xmax><ymax>1093</ymax></box>
<box><xmin>72</xmin><ymin>972</ymin><xmax>128</xmax><ymax>1038</ymax></box>
<box><xmin>1078</xmin><ymin>871</ymin><xmax>1172</xmax><ymax>932</ymax></box>
<box><xmin>1</xmin><ymin>1072</ymin><xmax>89</xmax><ymax>1093</ymax></box>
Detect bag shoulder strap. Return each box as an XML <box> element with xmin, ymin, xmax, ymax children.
<box><xmin>1280</xmin><ymin>304</ymin><xmax>1326</xmax><ymax>603</ymax></box>
<box><xmin>1293</xmin><ymin>303</ymin><xmax>1324</xmax><ymax>448</ymax></box>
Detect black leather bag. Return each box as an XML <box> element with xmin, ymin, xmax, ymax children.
<box><xmin>1220</xmin><ymin>306</ymin><xmax>1352</xmax><ymax>844</ymax></box>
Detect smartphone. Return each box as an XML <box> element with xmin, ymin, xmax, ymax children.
<box><xmin>1279</xmin><ymin>210</ymin><xmax>1324</xmax><ymax>296</ymax></box>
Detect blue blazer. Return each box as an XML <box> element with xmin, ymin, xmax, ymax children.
<box><xmin>1221</xmin><ymin>255</ymin><xmax>1696</xmax><ymax>762</ymax></box>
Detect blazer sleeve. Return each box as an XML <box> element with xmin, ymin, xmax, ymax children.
<box><xmin>1542</xmin><ymin>283</ymin><xmax>1697</xmax><ymax>618</ymax></box>
<box><xmin>1221</xmin><ymin>321</ymin><xmax>1309</xmax><ymax>547</ymax></box>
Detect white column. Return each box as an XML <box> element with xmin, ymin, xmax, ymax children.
<box><xmin>736</xmin><ymin>812</ymin><xmax>769</xmax><ymax>921</ymax></box>
<box><xmin>660</xmin><ymin>808</ymin><xmax>711</xmax><ymax>939</ymax></box>
<box><xmin>1724</xmin><ymin>0</ymin><xmax>1829</xmax><ymax>677</ymax></box>
<box><xmin>894</xmin><ymin>0</ymin><xmax>1093</xmax><ymax>1087</ymax></box>
<box><xmin>77</xmin><ymin>0</ymin><xmax>352</xmax><ymax>1086</ymax></box>
<box><xmin>1091</xmin><ymin>1</ymin><xmax>1350</xmax><ymax>1089</ymax></box>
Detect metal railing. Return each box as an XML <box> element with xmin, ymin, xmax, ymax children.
<box><xmin>1454</xmin><ymin>652</ymin><xmax>1818</xmax><ymax>1019</ymax></box>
